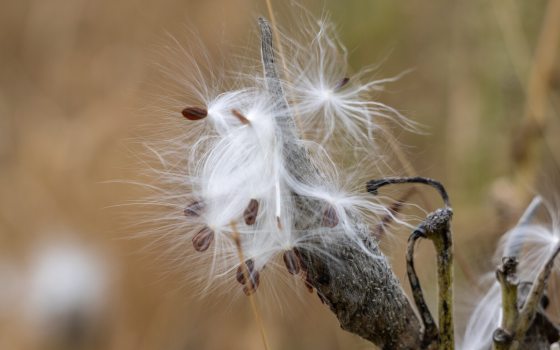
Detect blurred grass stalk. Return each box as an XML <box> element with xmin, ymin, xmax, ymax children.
<box><xmin>496</xmin><ymin>0</ymin><xmax>560</xmax><ymax>208</ymax></box>
<box><xmin>513</xmin><ymin>0</ymin><xmax>560</xmax><ymax>189</ymax></box>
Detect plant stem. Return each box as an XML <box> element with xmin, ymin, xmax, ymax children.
<box><xmin>366</xmin><ymin>176</ymin><xmax>450</xmax><ymax>208</ymax></box>
<box><xmin>493</xmin><ymin>257</ymin><xmax>519</xmax><ymax>350</ymax></box>
<box><xmin>368</xmin><ymin>177</ymin><xmax>454</xmax><ymax>349</ymax></box>
<box><xmin>427</xmin><ymin>209</ymin><xmax>455</xmax><ymax>350</ymax></box>
<box><xmin>510</xmin><ymin>244</ymin><xmax>560</xmax><ymax>350</ymax></box>
<box><xmin>407</xmin><ymin>230</ymin><xmax>438</xmax><ymax>348</ymax></box>
<box><xmin>259</xmin><ymin>17</ymin><xmax>423</xmax><ymax>349</ymax></box>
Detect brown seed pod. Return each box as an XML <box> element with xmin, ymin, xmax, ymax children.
<box><xmin>283</xmin><ymin>250</ymin><xmax>300</xmax><ymax>275</ymax></box>
<box><xmin>184</xmin><ymin>200</ymin><xmax>205</xmax><ymax>217</ymax></box>
<box><xmin>192</xmin><ymin>227</ymin><xmax>214</xmax><ymax>252</ymax></box>
<box><xmin>334</xmin><ymin>77</ymin><xmax>350</xmax><ymax>91</ymax></box>
<box><xmin>181</xmin><ymin>107</ymin><xmax>208</xmax><ymax>121</ymax></box>
<box><xmin>243</xmin><ymin>199</ymin><xmax>259</xmax><ymax>225</ymax></box>
<box><xmin>322</xmin><ymin>205</ymin><xmax>339</xmax><ymax>228</ymax></box>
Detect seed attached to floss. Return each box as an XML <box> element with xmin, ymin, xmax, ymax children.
<box><xmin>231</xmin><ymin>109</ymin><xmax>251</xmax><ymax>125</ymax></box>
<box><xmin>243</xmin><ymin>273</ymin><xmax>260</xmax><ymax>296</ymax></box>
<box><xmin>243</xmin><ymin>199</ymin><xmax>259</xmax><ymax>225</ymax></box>
<box><xmin>236</xmin><ymin>259</ymin><xmax>255</xmax><ymax>284</ymax></box>
<box><xmin>303</xmin><ymin>272</ymin><xmax>314</xmax><ymax>293</ymax></box>
<box><xmin>322</xmin><ymin>204</ymin><xmax>339</xmax><ymax>228</ymax></box>
<box><xmin>276</xmin><ymin>216</ymin><xmax>283</xmax><ymax>230</ymax></box>
<box><xmin>184</xmin><ymin>200</ymin><xmax>205</xmax><ymax>217</ymax></box>
<box><xmin>235</xmin><ymin>259</ymin><xmax>260</xmax><ymax>295</ymax></box>
<box><xmin>283</xmin><ymin>250</ymin><xmax>300</xmax><ymax>275</ymax></box>
<box><xmin>192</xmin><ymin>226</ymin><xmax>214</xmax><ymax>252</ymax></box>
<box><xmin>181</xmin><ymin>106</ymin><xmax>208</xmax><ymax>121</ymax></box>
<box><xmin>334</xmin><ymin>77</ymin><xmax>350</xmax><ymax>91</ymax></box>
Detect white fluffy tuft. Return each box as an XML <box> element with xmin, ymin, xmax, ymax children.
<box><xmin>136</xmin><ymin>13</ymin><xmax>415</xmax><ymax>297</ymax></box>
<box><xmin>461</xmin><ymin>198</ymin><xmax>560</xmax><ymax>349</ymax></box>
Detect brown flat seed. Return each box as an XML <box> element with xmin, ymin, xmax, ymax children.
<box><xmin>243</xmin><ymin>270</ymin><xmax>260</xmax><ymax>296</ymax></box>
<box><xmin>283</xmin><ymin>250</ymin><xmax>300</xmax><ymax>275</ymax></box>
<box><xmin>243</xmin><ymin>199</ymin><xmax>259</xmax><ymax>225</ymax></box>
<box><xmin>236</xmin><ymin>259</ymin><xmax>260</xmax><ymax>295</ymax></box>
<box><xmin>276</xmin><ymin>216</ymin><xmax>283</xmax><ymax>230</ymax></box>
<box><xmin>236</xmin><ymin>259</ymin><xmax>255</xmax><ymax>285</ymax></box>
<box><xmin>322</xmin><ymin>205</ymin><xmax>339</xmax><ymax>228</ymax></box>
<box><xmin>334</xmin><ymin>77</ymin><xmax>350</xmax><ymax>91</ymax></box>
<box><xmin>236</xmin><ymin>265</ymin><xmax>246</xmax><ymax>284</ymax></box>
<box><xmin>231</xmin><ymin>109</ymin><xmax>250</xmax><ymax>125</ymax></box>
<box><xmin>184</xmin><ymin>200</ymin><xmax>205</xmax><ymax>217</ymax></box>
<box><xmin>182</xmin><ymin>107</ymin><xmax>208</xmax><ymax>121</ymax></box>
<box><xmin>192</xmin><ymin>227</ymin><xmax>214</xmax><ymax>252</ymax></box>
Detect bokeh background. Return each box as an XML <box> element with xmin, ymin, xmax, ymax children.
<box><xmin>1</xmin><ymin>0</ymin><xmax>559</xmax><ymax>349</ymax></box>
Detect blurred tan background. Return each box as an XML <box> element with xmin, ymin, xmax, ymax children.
<box><xmin>0</xmin><ymin>0</ymin><xmax>559</xmax><ymax>349</ymax></box>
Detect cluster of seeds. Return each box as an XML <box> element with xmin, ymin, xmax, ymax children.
<box><xmin>149</xmin><ymin>16</ymin><xmax>414</xmax><ymax>297</ymax></box>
